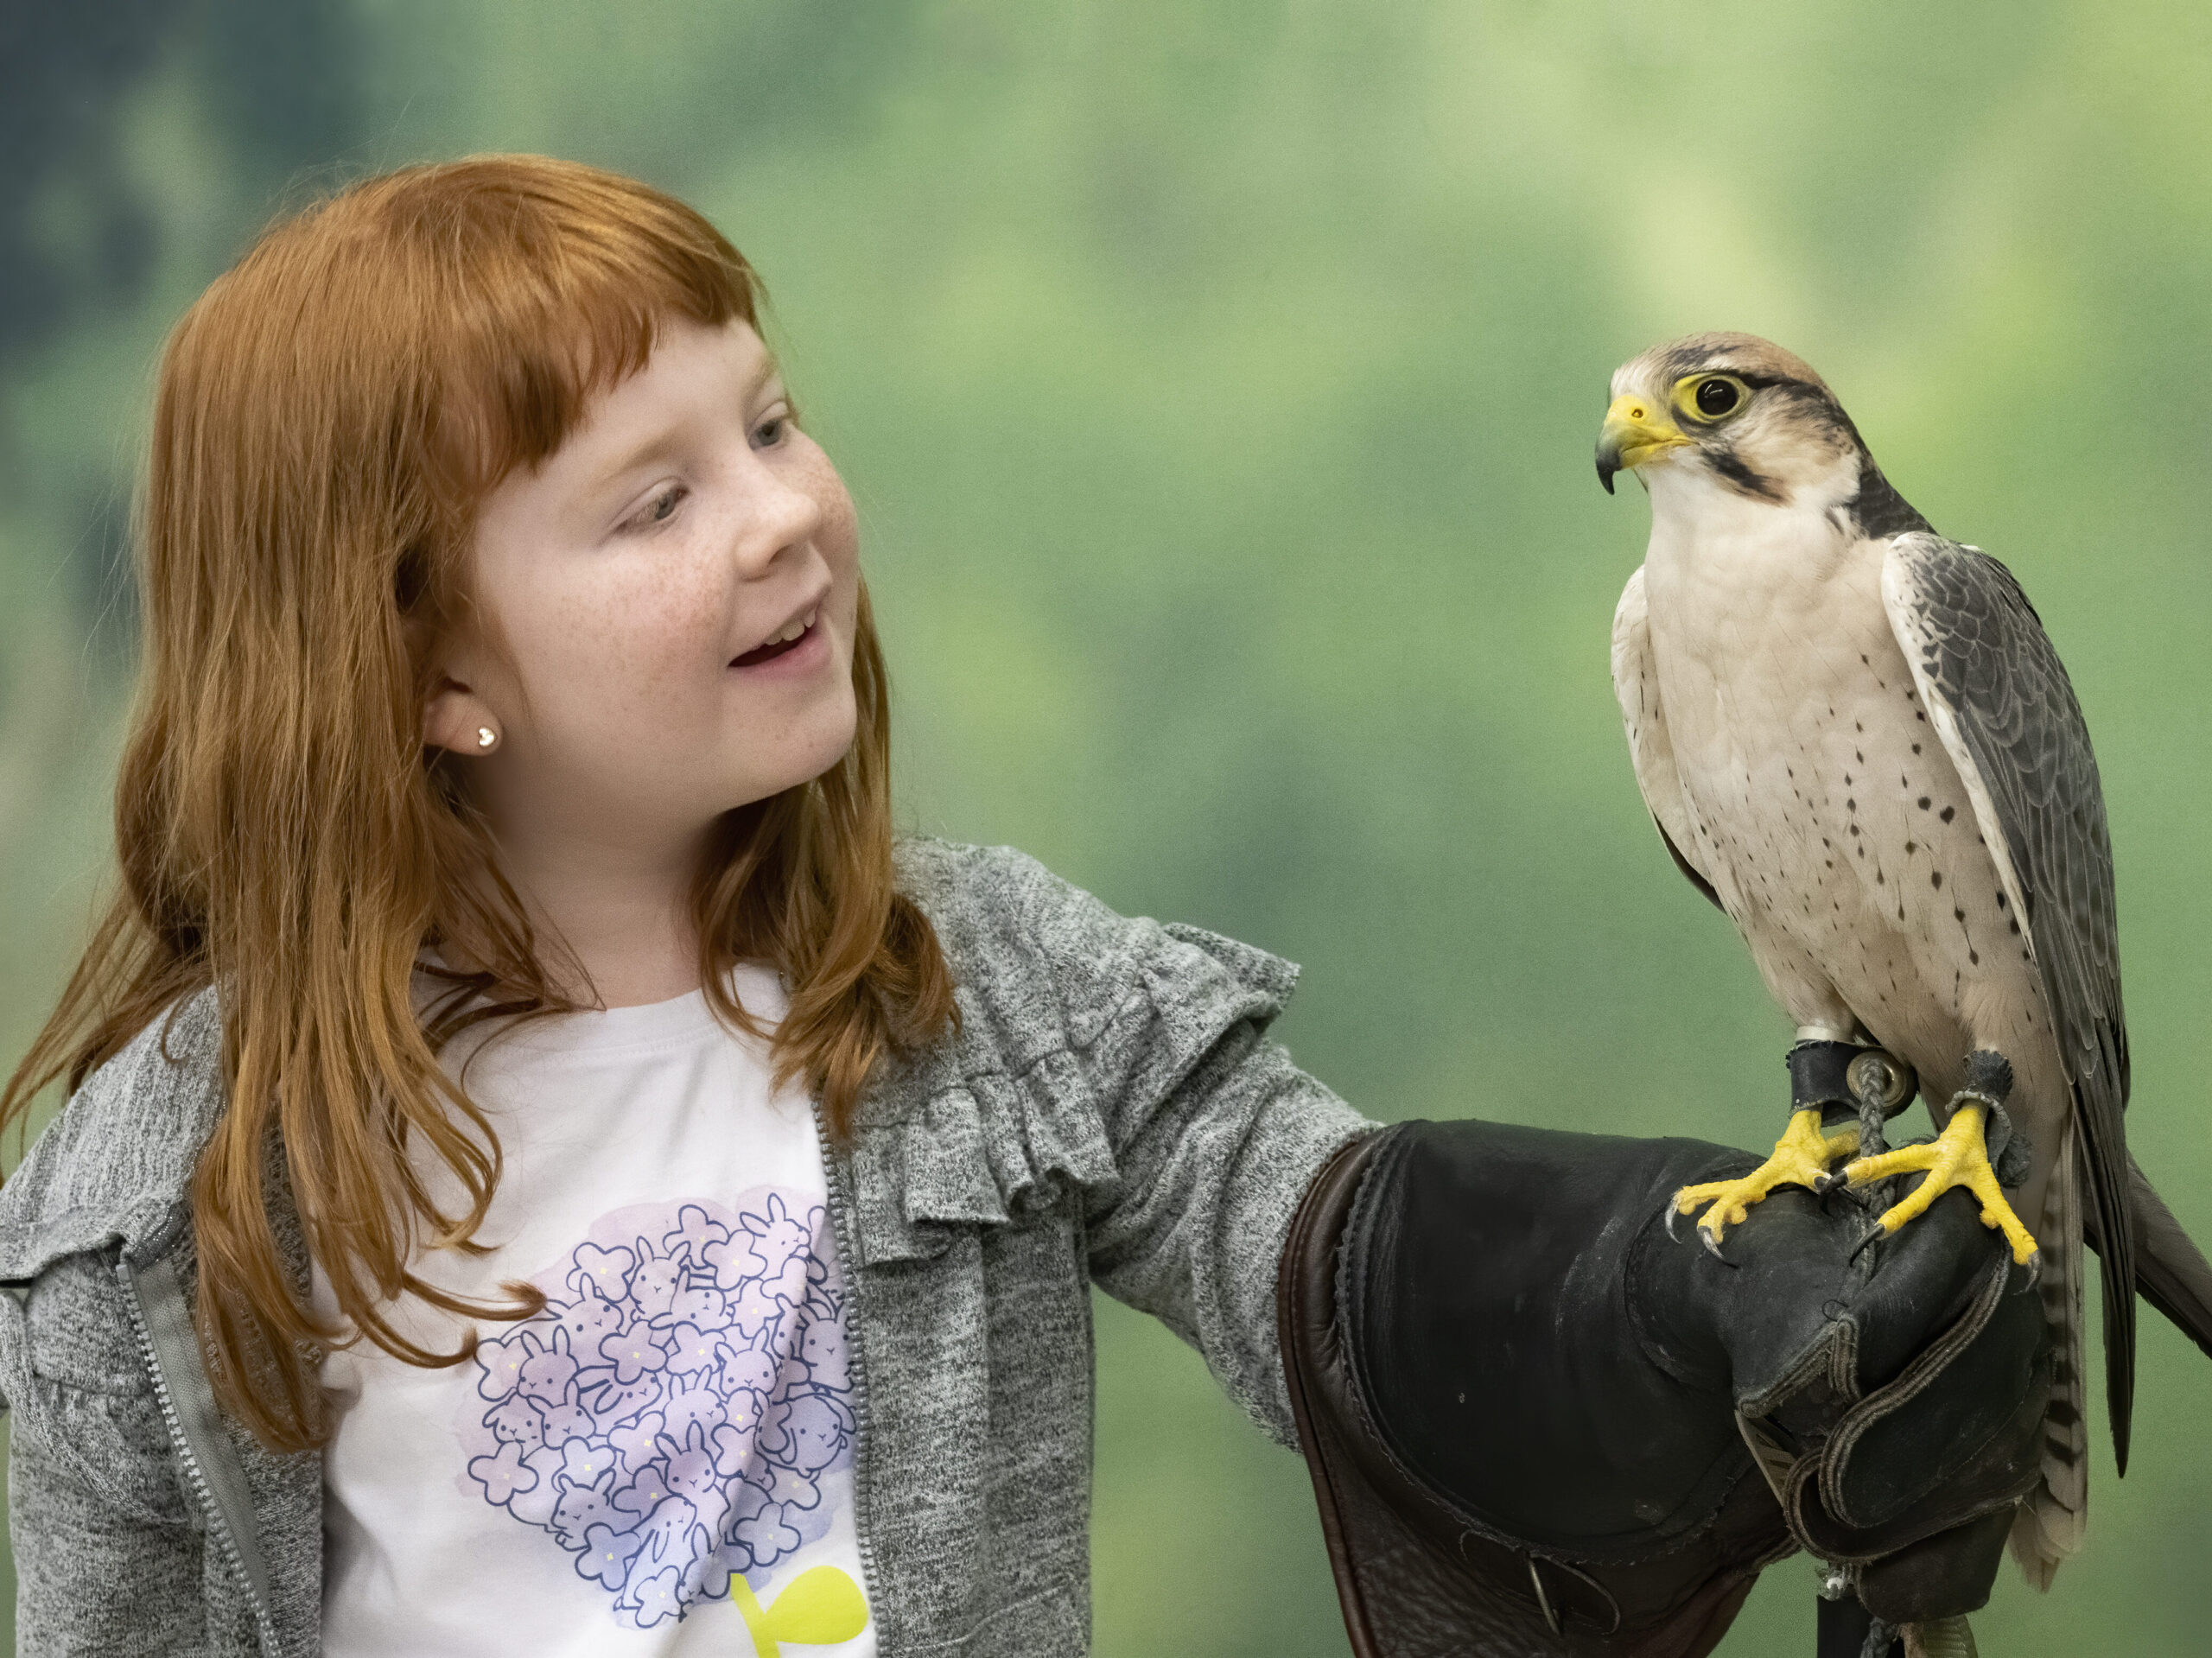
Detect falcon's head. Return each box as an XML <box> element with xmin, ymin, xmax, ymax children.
<box><xmin>1594</xmin><ymin>333</ymin><xmax>1927</xmax><ymax>537</ymax></box>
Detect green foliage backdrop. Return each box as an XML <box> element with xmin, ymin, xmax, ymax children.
<box><xmin>3</xmin><ymin>1</ymin><xmax>2209</xmax><ymax>1648</ymax></box>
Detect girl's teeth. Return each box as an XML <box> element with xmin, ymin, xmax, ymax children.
<box><xmin>741</xmin><ymin>609</ymin><xmax>818</xmax><ymax>659</ymax></box>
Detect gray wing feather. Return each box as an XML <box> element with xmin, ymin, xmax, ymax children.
<box><xmin>1880</xmin><ymin>531</ymin><xmax>2134</xmax><ymax>1465</ymax></box>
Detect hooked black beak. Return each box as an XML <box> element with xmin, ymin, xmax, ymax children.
<box><xmin>1595</xmin><ymin>393</ymin><xmax>1687</xmax><ymax>497</ymax></box>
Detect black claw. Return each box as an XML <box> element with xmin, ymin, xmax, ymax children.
<box><xmin>1849</xmin><ymin>1223</ymin><xmax>1888</xmax><ymax>1264</ymax></box>
<box><xmin>1700</xmin><ymin>1227</ymin><xmax>1739</xmax><ymax>1267</ymax></box>
<box><xmin>1664</xmin><ymin>1198</ymin><xmax>1683</xmax><ymax>1242</ymax></box>
<box><xmin>2016</xmin><ymin>1249</ymin><xmax>2044</xmax><ymax>1293</ymax></box>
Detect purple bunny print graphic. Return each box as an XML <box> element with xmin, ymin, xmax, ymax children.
<box><xmin>456</xmin><ymin>1191</ymin><xmax>857</xmax><ymax>1629</ymax></box>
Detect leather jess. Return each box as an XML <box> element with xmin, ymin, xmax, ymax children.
<box><xmin>1277</xmin><ymin>1120</ymin><xmax>2050</xmax><ymax>1656</ymax></box>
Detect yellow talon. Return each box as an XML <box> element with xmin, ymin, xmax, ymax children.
<box><xmin>1673</xmin><ymin>1109</ymin><xmax>1859</xmax><ymax>1245</ymax></box>
<box><xmin>1841</xmin><ymin>1103</ymin><xmax>2039</xmax><ymax>1267</ymax></box>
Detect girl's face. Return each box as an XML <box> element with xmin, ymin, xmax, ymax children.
<box><xmin>425</xmin><ymin>315</ymin><xmax>861</xmax><ymax>861</ymax></box>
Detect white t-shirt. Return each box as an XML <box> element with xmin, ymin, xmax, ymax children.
<box><xmin>313</xmin><ymin>962</ymin><xmax>876</xmax><ymax>1657</ymax></box>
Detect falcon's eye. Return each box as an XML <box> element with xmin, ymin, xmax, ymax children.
<box><xmin>1685</xmin><ymin>375</ymin><xmax>1746</xmax><ymax>421</ymax></box>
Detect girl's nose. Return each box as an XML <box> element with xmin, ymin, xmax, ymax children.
<box><xmin>729</xmin><ymin>456</ymin><xmax>822</xmax><ymax>575</ymax></box>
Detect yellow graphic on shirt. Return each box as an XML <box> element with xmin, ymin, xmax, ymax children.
<box><xmin>730</xmin><ymin>1565</ymin><xmax>868</xmax><ymax>1655</ymax></box>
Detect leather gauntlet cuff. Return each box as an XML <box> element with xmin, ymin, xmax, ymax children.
<box><xmin>1278</xmin><ymin>1120</ymin><xmax>2048</xmax><ymax>1657</ymax></box>
<box><xmin>1276</xmin><ymin>1127</ymin><xmax>1785</xmax><ymax>1658</ymax></box>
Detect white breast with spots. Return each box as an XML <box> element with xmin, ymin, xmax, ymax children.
<box><xmin>1637</xmin><ymin>491</ymin><xmax>2056</xmax><ymax>1118</ymax></box>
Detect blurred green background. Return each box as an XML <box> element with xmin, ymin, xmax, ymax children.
<box><xmin>5</xmin><ymin>0</ymin><xmax>2211</xmax><ymax>1649</ymax></box>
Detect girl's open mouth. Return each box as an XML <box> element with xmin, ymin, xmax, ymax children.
<box><xmin>730</xmin><ymin>605</ymin><xmax>821</xmax><ymax>669</ymax></box>
<box><xmin>731</xmin><ymin>624</ymin><xmax>813</xmax><ymax>668</ymax></box>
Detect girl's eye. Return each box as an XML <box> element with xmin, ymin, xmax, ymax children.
<box><xmin>626</xmin><ymin>484</ymin><xmax>687</xmax><ymax>531</ymax></box>
<box><xmin>752</xmin><ymin>411</ymin><xmax>791</xmax><ymax>448</ymax></box>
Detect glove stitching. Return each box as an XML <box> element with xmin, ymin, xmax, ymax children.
<box><xmin>1816</xmin><ymin>1252</ymin><xmax>2012</xmax><ymax>1531</ymax></box>
<box><xmin>1737</xmin><ymin>1316</ymin><xmax>1861</xmax><ymax>1422</ymax></box>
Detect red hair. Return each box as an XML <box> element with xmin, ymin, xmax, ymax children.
<box><xmin>0</xmin><ymin>155</ymin><xmax>956</xmax><ymax>1452</ymax></box>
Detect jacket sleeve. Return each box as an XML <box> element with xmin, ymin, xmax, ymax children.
<box><xmin>2</xmin><ymin>1255</ymin><xmax>208</xmax><ymax>1656</ymax></box>
<box><xmin>976</xmin><ymin>848</ymin><xmax>1376</xmax><ymax>1447</ymax></box>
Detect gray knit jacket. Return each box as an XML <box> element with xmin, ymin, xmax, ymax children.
<box><xmin>0</xmin><ymin>839</ymin><xmax>1374</xmax><ymax>1655</ymax></box>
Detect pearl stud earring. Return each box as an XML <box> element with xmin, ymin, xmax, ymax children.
<box><xmin>475</xmin><ymin>726</ymin><xmax>497</xmax><ymax>749</ymax></box>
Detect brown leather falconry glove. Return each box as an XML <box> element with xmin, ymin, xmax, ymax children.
<box><xmin>1278</xmin><ymin>1118</ymin><xmax>2050</xmax><ymax>1658</ymax></box>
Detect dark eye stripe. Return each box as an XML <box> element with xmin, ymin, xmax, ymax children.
<box><xmin>1707</xmin><ymin>446</ymin><xmax>1787</xmax><ymax>503</ymax></box>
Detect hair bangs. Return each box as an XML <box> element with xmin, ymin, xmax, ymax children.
<box><xmin>410</xmin><ymin>162</ymin><xmax>763</xmax><ymax>530</ymax></box>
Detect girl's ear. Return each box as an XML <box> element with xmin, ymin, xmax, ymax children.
<box><xmin>422</xmin><ymin>672</ymin><xmax>499</xmax><ymax>756</ymax></box>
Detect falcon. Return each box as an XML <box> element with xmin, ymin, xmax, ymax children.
<box><xmin>1594</xmin><ymin>332</ymin><xmax>2158</xmax><ymax>1587</ymax></box>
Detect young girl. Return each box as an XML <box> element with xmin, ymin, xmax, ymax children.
<box><xmin>0</xmin><ymin>155</ymin><xmax>2047</xmax><ymax>1658</ymax></box>
<box><xmin>0</xmin><ymin>152</ymin><xmax>1371</xmax><ymax>1656</ymax></box>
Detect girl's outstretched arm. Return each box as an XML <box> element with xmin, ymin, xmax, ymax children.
<box><xmin>1084</xmin><ymin>1014</ymin><xmax>1370</xmax><ymax>1443</ymax></box>
<box><xmin>917</xmin><ymin>841</ymin><xmax>1372</xmax><ymax>1441</ymax></box>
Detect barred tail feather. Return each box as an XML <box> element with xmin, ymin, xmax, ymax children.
<box><xmin>2010</xmin><ymin>1118</ymin><xmax>2088</xmax><ymax>1589</ymax></box>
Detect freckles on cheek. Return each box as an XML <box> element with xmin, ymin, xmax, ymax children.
<box><xmin>799</xmin><ymin>449</ymin><xmax>861</xmax><ymax>568</ymax></box>
<box><xmin>823</xmin><ymin>480</ymin><xmax>860</xmax><ymax>549</ymax></box>
<box><xmin>541</xmin><ymin>573</ymin><xmax>707</xmax><ymax>689</ymax></box>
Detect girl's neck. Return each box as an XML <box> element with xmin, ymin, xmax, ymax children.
<box><xmin>445</xmin><ymin>843</ymin><xmax>706</xmax><ymax>1010</ymax></box>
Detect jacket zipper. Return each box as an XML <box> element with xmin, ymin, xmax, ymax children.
<box><xmin>812</xmin><ymin>1099</ymin><xmax>888</xmax><ymax>1650</ymax></box>
<box><xmin>118</xmin><ymin>1252</ymin><xmax>285</xmax><ymax>1656</ymax></box>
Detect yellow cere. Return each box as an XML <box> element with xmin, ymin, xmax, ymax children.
<box><xmin>1599</xmin><ymin>392</ymin><xmax>1690</xmax><ymax>473</ymax></box>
